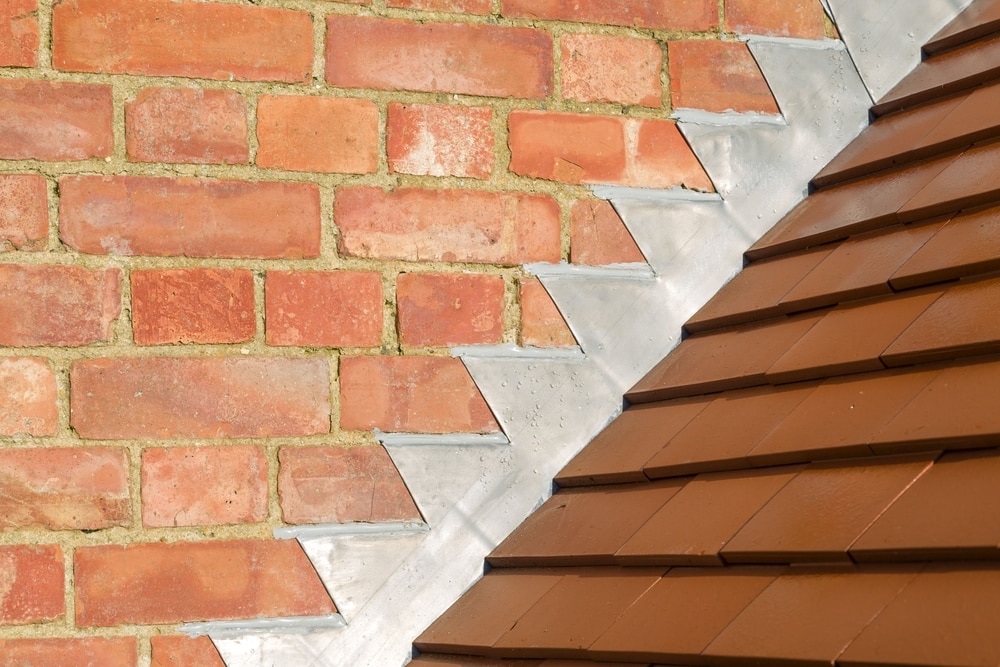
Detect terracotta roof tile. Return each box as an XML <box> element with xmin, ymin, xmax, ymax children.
<box><xmin>626</xmin><ymin>313</ymin><xmax>823</xmax><ymax>402</ymax></box>
<box><xmin>721</xmin><ymin>454</ymin><xmax>935</xmax><ymax>563</ymax></box>
<box><xmin>684</xmin><ymin>246</ymin><xmax>833</xmax><ymax>333</ymax></box>
<box><xmin>588</xmin><ymin>567</ymin><xmax>781</xmax><ymax>663</ymax></box>
<box><xmin>874</xmin><ymin>32</ymin><xmax>1000</xmax><ymax>115</ymax></box>
<box><xmin>747</xmin><ymin>365</ymin><xmax>942</xmax><ymax>465</ymax></box>
<box><xmin>765</xmin><ymin>289</ymin><xmax>944</xmax><ymax>384</ymax></box>
<box><xmin>925</xmin><ymin>0</ymin><xmax>1000</xmax><ymax>53</ymax></box>
<box><xmin>555</xmin><ymin>398</ymin><xmax>709</xmax><ymax>487</ymax></box>
<box><xmin>410</xmin><ymin>657</ymin><xmax>544</xmax><ymax>666</ymax></box>
<box><xmin>488</xmin><ymin>481</ymin><xmax>688</xmax><ymax>567</ymax></box>
<box><xmin>837</xmin><ymin>564</ymin><xmax>1000</xmax><ymax>667</ymax></box>
<box><xmin>891</xmin><ymin>205</ymin><xmax>1000</xmax><ymax>289</ymax></box>
<box><xmin>851</xmin><ymin>448</ymin><xmax>1000</xmax><ymax>561</ymax></box>
<box><xmin>870</xmin><ymin>357</ymin><xmax>1000</xmax><ymax>453</ymax></box>
<box><xmin>899</xmin><ymin>141</ymin><xmax>1000</xmax><ymax>221</ymax></box>
<box><xmin>746</xmin><ymin>154</ymin><xmax>958</xmax><ymax>260</ymax></box>
<box><xmin>703</xmin><ymin>566</ymin><xmax>922</xmax><ymax>665</ymax></box>
<box><xmin>616</xmin><ymin>466</ymin><xmax>802</xmax><ymax>565</ymax></box>
<box><xmin>778</xmin><ymin>222</ymin><xmax>943</xmax><ymax>313</ymax></box>
<box><xmin>491</xmin><ymin>568</ymin><xmax>664</xmax><ymax>659</ymax></box>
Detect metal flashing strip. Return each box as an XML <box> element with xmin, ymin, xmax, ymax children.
<box><xmin>451</xmin><ymin>344</ymin><xmax>585</xmax><ymax>360</ymax></box>
<box><xmin>670</xmin><ymin>108</ymin><xmax>787</xmax><ymax>127</ymax></box>
<box><xmin>274</xmin><ymin>521</ymin><xmax>430</xmax><ymax>541</ymax></box>
<box><xmin>373</xmin><ymin>430</ymin><xmax>510</xmax><ymax>447</ymax></box>
<box><xmin>590</xmin><ymin>184</ymin><xmax>724</xmax><ymax>202</ymax></box>
<box><xmin>525</xmin><ymin>262</ymin><xmax>656</xmax><ymax>281</ymax></box>
<box><xmin>744</xmin><ymin>35</ymin><xmax>846</xmax><ymax>49</ymax></box>
<box><xmin>183</xmin><ymin>614</ymin><xmax>346</xmax><ymax>638</ymax></box>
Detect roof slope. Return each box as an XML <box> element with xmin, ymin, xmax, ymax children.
<box><xmin>412</xmin><ymin>2</ymin><xmax>1000</xmax><ymax>665</ymax></box>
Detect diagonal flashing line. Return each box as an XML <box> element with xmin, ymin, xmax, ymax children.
<box><xmin>374</xmin><ymin>430</ymin><xmax>511</xmax><ymax>447</ymax></box>
<box><xmin>274</xmin><ymin>521</ymin><xmax>430</xmax><ymax>540</ymax></box>
<box><xmin>181</xmin><ymin>614</ymin><xmax>347</xmax><ymax>638</ymax></box>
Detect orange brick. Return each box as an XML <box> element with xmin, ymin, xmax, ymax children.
<box><xmin>561</xmin><ymin>34</ymin><xmax>662</xmax><ymax>107</ymax></box>
<box><xmin>257</xmin><ymin>95</ymin><xmax>378</xmax><ymax>175</ymax></box>
<box><xmin>340</xmin><ymin>356</ymin><xmax>499</xmax><ymax>433</ymax></box>
<box><xmin>0</xmin><ymin>80</ymin><xmax>112</xmax><ymax>160</ymax></box>
<box><xmin>326</xmin><ymin>15</ymin><xmax>552</xmax><ymax>99</ymax></box>
<box><xmin>0</xmin><ymin>448</ymin><xmax>130</xmax><ymax>530</ymax></box>
<box><xmin>278</xmin><ymin>446</ymin><xmax>421</xmax><ymax>524</ymax></box>
<box><xmin>0</xmin><ymin>357</ymin><xmax>57</xmax><ymax>437</ymax></box>
<box><xmin>398</xmin><ymin>272</ymin><xmax>505</xmax><ymax>347</ymax></box>
<box><xmin>508</xmin><ymin>111</ymin><xmax>627</xmax><ymax>184</ymax></box>
<box><xmin>725</xmin><ymin>0</ymin><xmax>827</xmax><ymax>38</ymax></box>
<box><xmin>265</xmin><ymin>271</ymin><xmax>383</xmax><ymax>348</ymax></box>
<box><xmin>0</xmin><ymin>0</ymin><xmax>38</xmax><ymax>67</ymax></box>
<box><xmin>669</xmin><ymin>40</ymin><xmax>779</xmax><ymax>113</ymax></box>
<box><xmin>335</xmin><ymin>187</ymin><xmax>560</xmax><ymax>265</ymax></box>
<box><xmin>0</xmin><ymin>638</ymin><xmax>137</xmax><ymax>667</ymax></box>
<box><xmin>630</xmin><ymin>118</ymin><xmax>714</xmax><ymax>190</ymax></box>
<box><xmin>151</xmin><ymin>636</ymin><xmax>225</xmax><ymax>667</ymax></box>
<box><xmin>571</xmin><ymin>199</ymin><xmax>645</xmax><ymax>265</ymax></box>
<box><xmin>387</xmin><ymin>103</ymin><xmax>494</xmax><ymax>179</ymax></box>
<box><xmin>519</xmin><ymin>277</ymin><xmax>576</xmax><ymax>348</ymax></box>
<box><xmin>126</xmin><ymin>87</ymin><xmax>249</xmax><ymax>165</ymax></box>
<box><xmin>0</xmin><ymin>264</ymin><xmax>121</xmax><ymax>347</ymax></box>
<box><xmin>70</xmin><ymin>357</ymin><xmax>330</xmax><ymax>439</ymax></box>
<box><xmin>53</xmin><ymin>0</ymin><xmax>312</xmax><ymax>82</ymax></box>
<box><xmin>502</xmin><ymin>0</ymin><xmax>717</xmax><ymax>30</ymax></box>
<box><xmin>59</xmin><ymin>175</ymin><xmax>320</xmax><ymax>259</ymax></box>
<box><xmin>132</xmin><ymin>268</ymin><xmax>255</xmax><ymax>345</ymax></box>
<box><xmin>0</xmin><ymin>174</ymin><xmax>47</xmax><ymax>251</ymax></box>
<box><xmin>75</xmin><ymin>539</ymin><xmax>335</xmax><ymax>626</ymax></box>
<box><xmin>387</xmin><ymin>0</ymin><xmax>491</xmax><ymax>13</ymax></box>
<box><xmin>0</xmin><ymin>545</ymin><xmax>63</xmax><ymax>624</ymax></box>
<box><xmin>141</xmin><ymin>446</ymin><xmax>268</xmax><ymax>527</ymax></box>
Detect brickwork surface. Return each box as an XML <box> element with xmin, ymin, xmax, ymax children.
<box><xmin>0</xmin><ymin>0</ymin><xmax>825</xmax><ymax>660</ymax></box>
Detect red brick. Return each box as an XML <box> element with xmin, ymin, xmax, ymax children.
<box><xmin>0</xmin><ymin>264</ymin><xmax>121</xmax><ymax>347</ymax></box>
<box><xmin>0</xmin><ymin>80</ymin><xmax>112</xmax><ymax>160</ymax></box>
<box><xmin>132</xmin><ymin>268</ymin><xmax>255</xmax><ymax>345</ymax></box>
<box><xmin>0</xmin><ymin>638</ymin><xmax>137</xmax><ymax>666</ymax></box>
<box><xmin>0</xmin><ymin>0</ymin><xmax>38</xmax><ymax>67</ymax></box>
<box><xmin>141</xmin><ymin>446</ymin><xmax>268</xmax><ymax>527</ymax></box>
<box><xmin>387</xmin><ymin>103</ymin><xmax>494</xmax><ymax>179</ymax></box>
<box><xmin>631</xmin><ymin>118</ymin><xmax>714</xmax><ymax>190</ymax></box>
<box><xmin>387</xmin><ymin>0</ymin><xmax>491</xmax><ymax>13</ymax></box>
<box><xmin>0</xmin><ymin>174</ymin><xmax>47</xmax><ymax>251</ymax></box>
<box><xmin>256</xmin><ymin>95</ymin><xmax>378</xmax><ymax>175</ymax></box>
<box><xmin>326</xmin><ymin>15</ymin><xmax>552</xmax><ymax>99</ymax></box>
<box><xmin>0</xmin><ymin>448</ymin><xmax>130</xmax><ymax>530</ymax></box>
<box><xmin>725</xmin><ymin>0</ymin><xmax>827</xmax><ymax>38</ymax></box>
<box><xmin>0</xmin><ymin>357</ymin><xmax>57</xmax><ymax>436</ymax></box>
<box><xmin>278</xmin><ymin>446</ymin><xmax>421</xmax><ymax>524</ymax></box>
<box><xmin>508</xmin><ymin>111</ymin><xmax>627</xmax><ymax>184</ymax></box>
<box><xmin>519</xmin><ymin>277</ymin><xmax>575</xmax><ymax>348</ymax></box>
<box><xmin>561</xmin><ymin>34</ymin><xmax>662</xmax><ymax>107</ymax></box>
<box><xmin>126</xmin><ymin>87</ymin><xmax>249</xmax><ymax>165</ymax></box>
<box><xmin>265</xmin><ymin>271</ymin><xmax>383</xmax><ymax>348</ymax></box>
<box><xmin>70</xmin><ymin>357</ymin><xmax>330</xmax><ymax>439</ymax></box>
<box><xmin>0</xmin><ymin>545</ymin><xmax>63</xmax><ymax>624</ymax></box>
<box><xmin>151</xmin><ymin>636</ymin><xmax>225</xmax><ymax>667</ymax></box>
<box><xmin>53</xmin><ymin>0</ymin><xmax>312</xmax><ymax>82</ymax></box>
<box><xmin>502</xmin><ymin>0</ymin><xmax>717</xmax><ymax>30</ymax></box>
<box><xmin>59</xmin><ymin>175</ymin><xmax>320</xmax><ymax>259</ymax></box>
<box><xmin>397</xmin><ymin>272</ymin><xmax>505</xmax><ymax>346</ymax></box>
<box><xmin>571</xmin><ymin>198</ymin><xmax>645</xmax><ymax>265</ymax></box>
<box><xmin>340</xmin><ymin>356</ymin><xmax>499</xmax><ymax>433</ymax></box>
<box><xmin>75</xmin><ymin>539</ymin><xmax>335</xmax><ymax>626</ymax></box>
<box><xmin>335</xmin><ymin>186</ymin><xmax>560</xmax><ymax>265</ymax></box>
<box><xmin>669</xmin><ymin>40</ymin><xmax>779</xmax><ymax>113</ymax></box>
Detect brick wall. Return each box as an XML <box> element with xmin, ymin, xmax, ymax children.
<box><xmin>0</xmin><ymin>0</ymin><xmax>827</xmax><ymax>662</ymax></box>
